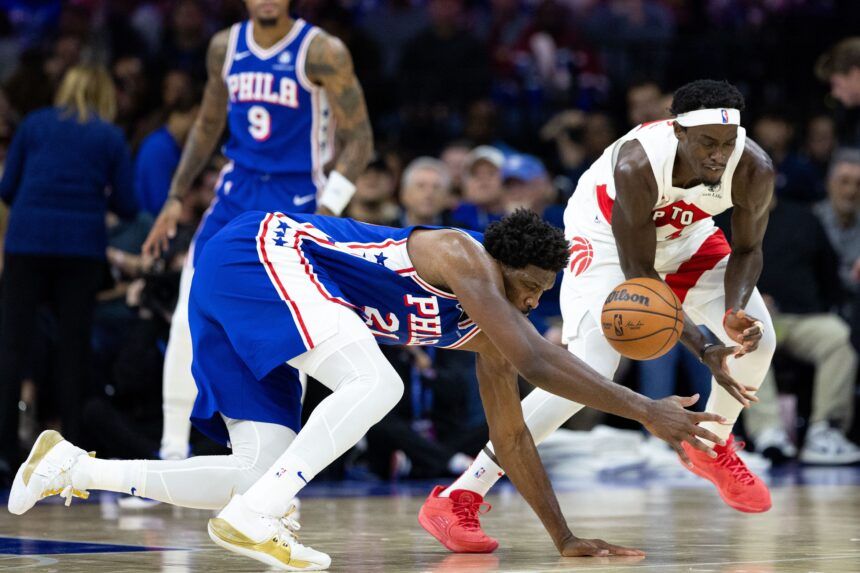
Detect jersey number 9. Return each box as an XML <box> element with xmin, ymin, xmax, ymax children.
<box><xmin>248</xmin><ymin>106</ymin><xmax>271</xmax><ymax>141</ymax></box>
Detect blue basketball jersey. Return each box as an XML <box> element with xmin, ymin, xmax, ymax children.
<box><xmin>221</xmin><ymin>19</ymin><xmax>331</xmax><ymax>181</ymax></box>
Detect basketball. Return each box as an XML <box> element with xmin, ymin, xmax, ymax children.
<box><xmin>601</xmin><ymin>277</ymin><xmax>683</xmax><ymax>360</ymax></box>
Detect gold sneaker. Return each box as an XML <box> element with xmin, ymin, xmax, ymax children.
<box><xmin>8</xmin><ymin>430</ymin><xmax>91</xmax><ymax>515</ymax></box>
<box><xmin>208</xmin><ymin>494</ymin><xmax>330</xmax><ymax>571</ymax></box>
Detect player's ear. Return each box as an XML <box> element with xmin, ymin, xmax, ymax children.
<box><xmin>672</xmin><ymin>121</ymin><xmax>686</xmax><ymax>141</ymax></box>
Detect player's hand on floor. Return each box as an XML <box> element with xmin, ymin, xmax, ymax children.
<box><xmin>559</xmin><ymin>535</ymin><xmax>645</xmax><ymax>557</ymax></box>
<box><xmin>701</xmin><ymin>344</ymin><xmax>759</xmax><ymax>406</ymax></box>
<box><xmin>143</xmin><ymin>197</ymin><xmax>183</xmax><ymax>259</ymax></box>
<box><xmin>723</xmin><ymin>309</ymin><xmax>764</xmax><ymax>357</ymax></box>
<box><xmin>642</xmin><ymin>394</ymin><xmax>727</xmax><ymax>466</ymax></box>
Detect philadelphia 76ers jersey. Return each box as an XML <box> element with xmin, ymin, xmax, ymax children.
<box><xmin>221</xmin><ymin>19</ymin><xmax>333</xmax><ymax>183</ymax></box>
<box><xmin>190</xmin><ymin>212</ymin><xmax>485</xmax><ymax>383</ymax></box>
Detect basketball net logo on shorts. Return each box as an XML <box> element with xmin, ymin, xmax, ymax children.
<box><xmin>568</xmin><ymin>236</ymin><xmax>594</xmax><ymax>277</ymax></box>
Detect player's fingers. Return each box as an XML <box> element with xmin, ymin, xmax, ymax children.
<box><xmin>690</xmin><ymin>424</ymin><xmax>725</xmax><ymax>445</ymax></box>
<box><xmin>597</xmin><ymin>541</ymin><xmax>646</xmax><ymax>556</ymax></box>
<box><xmin>686</xmin><ymin>436</ymin><xmax>717</xmax><ymax>458</ymax></box>
<box><xmin>677</xmin><ymin>393</ymin><xmax>699</xmax><ymax>408</ymax></box>
<box><xmin>736</xmin><ymin>309</ymin><xmax>747</xmax><ymax>320</ymax></box>
<box><xmin>691</xmin><ymin>411</ymin><xmax>728</xmax><ymax>424</ymax></box>
<box><xmin>673</xmin><ymin>443</ymin><xmax>692</xmax><ymax>468</ymax></box>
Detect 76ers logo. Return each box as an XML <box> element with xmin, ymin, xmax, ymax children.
<box><xmin>568</xmin><ymin>236</ymin><xmax>594</xmax><ymax>277</ymax></box>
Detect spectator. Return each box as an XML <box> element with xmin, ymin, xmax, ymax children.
<box><xmin>803</xmin><ymin>114</ymin><xmax>838</xmax><ymax>196</ymax></box>
<box><xmin>439</xmin><ymin>139</ymin><xmax>472</xmax><ymax>197</ymax></box>
<box><xmin>745</xmin><ymin>195</ymin><xmax>860</xmax><ymax>465</ymax></box>
<box><xmin>0</xmin><ymin>65</ymin><xmax>137</xmax><ymax>480</ymax></box>
<box><xmin>398</xmin><ymin>157</ymin><xmax>459</xmax><ymax>227</ymax></box>
<box><xmin>815</xmin><ymin>37</ymin><xmax>860</xmax><ymax>145</ymax></box>
<box><xmin>345</xmin><ymin>157</ymin><xmax>399</xmax><ymax>226</ymax></box>
<box><xmin>626</xmin><ymin>80</ymin><xmax>667</xmax><ymax>127</ymax></box>
<box><xmin>450</xmin><ymin>145</ymin><xmax>505</xmax><ymax>231</ymax></box>
<box><xmin>134</xmin><ymin>72</ymin><xmax>199</xmax><ymax>215</ymax></box>
<box><xmin>752</xmin><ymin>113</ymin><xmax>821</xmax><ymax>202</ymax></box>
<box><xmin>157</xmin><ymin>0</ymin><xmax>209</xmax><ymax>82</ymax></box>
<box><xmin>814</xmin><ymin>148</ymin><xmax>860</xmax><ymax>293</ymax></box>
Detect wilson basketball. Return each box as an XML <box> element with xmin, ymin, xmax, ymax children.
<box><xmin>601</xmin><ymin>277</ymin><xmax>683</xmax><ymax>360</ymax></box>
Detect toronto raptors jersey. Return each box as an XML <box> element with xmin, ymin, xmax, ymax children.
<box><xmin>564</xmin><ymin>119</ymin><xmax>746</xmax><ymax>244</ymax></box>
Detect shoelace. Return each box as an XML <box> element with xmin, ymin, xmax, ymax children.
<box><xmin>274</xmin><ymin>506</ymin><xmax>303</xmax><ymax>547</ymax></box>
<box><xmin>40</xmin><ymin>456</ymin><xmax>90</xmax><ymax>507</ymax></box>
<box><xmin>452</xmin><ymin>498</ymin><xmax>492</xmax><ymax>531</ymax></box>
<box><xmin>715</xmin><ymin>440</ymin><xmax>756</xmax><ymax>485</ymax></box>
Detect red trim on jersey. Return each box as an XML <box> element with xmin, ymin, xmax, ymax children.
<box><xmin>258</xmin><ymin>213</ymin><xmax>315</xmax><ymax>348</ymax></box>
<box><xmin>596</xmin><ymin>184</ymin><xmax>614</xmax><ymax>223</ymax></box>
<box><xmin>664</xmin><ymin>229</ymin><xmax>731</xmax><ymax>303</ymax></box>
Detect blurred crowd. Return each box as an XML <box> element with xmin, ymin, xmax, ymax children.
<box><xmin>2</xmin><ymin>0</ymin><xmax>860</xmax><ymax>484</ymax></box>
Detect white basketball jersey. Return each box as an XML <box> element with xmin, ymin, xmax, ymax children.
<box><xmin>564</xmin><ymin>119</ymin><xmax>746</xmax><ymax>244</ymax></box>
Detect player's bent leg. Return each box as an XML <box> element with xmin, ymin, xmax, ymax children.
<box><xmin>8</xmin><ymin>417</ymin><xmax>296</xmax><ymax>515</ymax></box>
<box><xmin>421</xmin><ymin>313</ymin><xmax>621</xmax><ymax>553</ymax></box>
<box><xmin>681</xmin><ymin>289</ymin><xmax>775</xmax><ymax>513</ymax></box>
<box><xmin>160</xmin><ymin>263</ymin><xmax>197</xmax><ymax>460</ymax></box>
<box><xmin>209</xmin><ymin>307</ymin><xmax>399</xmax><ymax>570</ymax></box>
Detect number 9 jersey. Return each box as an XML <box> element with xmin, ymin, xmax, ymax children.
<box><xmin>222</xmin><ymin>18</ymin><xmax>332</xmax><ymax>186</ymax></box>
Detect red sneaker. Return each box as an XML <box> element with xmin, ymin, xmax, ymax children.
<box><xmin>418</xmin><ymin>486</ymin><xmax>499</xmax><ymax>553</ymax></box>
<box><xmin>682</xmin><ymin>434</ymin><xmax>772</xmax><ymax>513</ymax></box>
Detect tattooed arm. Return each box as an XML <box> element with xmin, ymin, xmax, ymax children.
<box><xmin>143</xmin><ymin>29</ymin><xmax>230</xmax><ymax>257</ymax></box>
<box><xmin>305</xmin><ymin>31</ymin><xmax>374</xmax><ymax>215</ymax></box>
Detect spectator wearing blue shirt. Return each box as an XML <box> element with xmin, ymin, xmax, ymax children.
<box><xmin>134</xmin><ymin>75</ymin><xmax>198</xmax><ymax>215</ymax></box>
<box><xmin>0</xmin><ymin>65</ymin><xmax>137</xmax><ymax>477</ymax></box>
<box><xmin>450</xmin><ymin>146</ymin><xmax>505</xmax><ymax>232</ymax></box>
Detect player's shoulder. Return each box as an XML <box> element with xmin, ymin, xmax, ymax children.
<box><xmin>305</xmin><ymin>28</ymin><xmax>353</xmax><ymax>75</ymax></box>
<box><xmin>736</xmin><ymin>137</ymin><xmax>775</xmax><ymax>182</ymax></box>
<box><xmin>615</xmin><ymin>139</ymin><xmax>651</xmax><ymax>175</ymax></box>
<box><xmin>208</xmin><ymin>26</ymin><xmax>234</xmax><ymax>58</ymax></box>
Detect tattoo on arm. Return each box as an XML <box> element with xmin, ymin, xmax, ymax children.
<box><xmin>169</xmin><ymin>29</ymin><xmax>230</xmax><ymax>199</ymax></box>
<box><xmin>305</xmin><ymin>33</ymin><xmax>373</xmax><ymax>182</ymax></box>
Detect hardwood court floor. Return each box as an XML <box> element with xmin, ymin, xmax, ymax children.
<box><xmin>1</xmin><ymin>474</ymin><xmax>859</xmax><ymax>572</ymax></box>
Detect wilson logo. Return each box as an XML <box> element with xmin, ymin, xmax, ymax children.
<box><xmin>605</xmin><ymin>288</ymin><xmax>650</xmax><ymax>307</ymax></box>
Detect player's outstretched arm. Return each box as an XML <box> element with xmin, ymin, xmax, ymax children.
<box><xmin>442</xmin><ymin>234</ymin><xmax>726</xmax><ymax>463</ymax></box>
<box><xmin>143</xmin><ymin>29</ymin><xmax>230</xmax><ymax>258</ymax></box>
<box><xmin>473</xmin><ymin>340</ymin><xmax>645</xmax><ymax>557</ymax></box>
<box><xmin>305</xmin><ymin>32</ymin><xmax>373</xmax><ymax>215</ymax></box>
<box><xmin>612</xmin><ymin>141</ymin><xmax>757</xmax><ymax>405</ymax></box>
<box><xmin>723</xmin><ymin>141</ymin><xmax>774</xmax><ymax>354</ymax></box>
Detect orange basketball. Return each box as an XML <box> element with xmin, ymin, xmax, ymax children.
<box><xmin>600</xmin><ymin>277</ymin><xmax>683</xmax><ymax>360</ymax></box>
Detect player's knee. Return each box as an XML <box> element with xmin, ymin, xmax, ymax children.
<box><xmin>374</xmin><ymin>366</ymin><xmax>405</xmax><ymax>413</ymax></box>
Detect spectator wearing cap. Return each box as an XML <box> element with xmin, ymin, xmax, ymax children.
<box><xmin>450</xmin><ymin>145</ymin><xmax>505</xmax><ymax>231</ymax></box>
<box><xmin>502</xmin><ymin>152</ymin><xmax>563</xmax><ymax>228</ymax></box>
<box><xmin>345</xmin><ymin>156</ymin><xmax>399</xmax><ymax>226</ymax></box>
<box><xmin>398</xmin><ymin>157</ymin><xmax>463</xmax><ymax>228</ymax></box>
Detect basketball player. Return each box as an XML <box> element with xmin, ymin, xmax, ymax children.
<box><xmin>142</xmin><ymin>0</ymin><xmax>373</xmax><ymax>462</ymax></box>
<box><xmin>419</xmin><ymin>80</ymin><xmax>776</xmax><ymax>553</ymax></box>
<box><xmin>10</xmin><ymin>210</ymin><xmax>729</xmax><ymax>570</ymax></box>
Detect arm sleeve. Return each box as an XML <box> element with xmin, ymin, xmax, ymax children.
<box><xmin>0</xmin><ymin>119</ymin><xmax>29</xmax><ymax>206</ymax></box>
<box><xmin>107</xmin><ymin>130</ymin><xmax>139</xmax><ymax>220</ymax></box>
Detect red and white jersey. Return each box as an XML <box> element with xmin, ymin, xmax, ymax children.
<box><xmin>564</xmin><ymin>119</ymin><xmax>746</xmax><ymax>245</ymax></box>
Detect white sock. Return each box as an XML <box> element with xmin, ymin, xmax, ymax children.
<box><xmin>74</xmin><ymin>456</ymin><xmax>146</xmax><ymax>496</ymax></box>
<box><xmin>243</xmin><ymin>452</ymin><xmax>315</xmax><ymax>517</ymax></box>
<box><xmin>441</xmin><ymin>450</ymin><xmax>504</xmax><ymax>498</ymax></box>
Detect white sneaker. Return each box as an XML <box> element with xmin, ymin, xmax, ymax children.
<box><xmin>754</xmin><ymin>427</ymin><xmax>797</xmax><ymax>462</ymax></box>
<box><xmin>800</xmin><ymin>422</ymin><xmax>860</xmax><ymax>465</ymax></box>
<box><xmin>8</xmin><ymin>430</ymin><xmax>91</xmax><ymax>515</ymax></box>
<box><xmin>208</xmin><ymin>494</ymin><xmax>330</xmax><ymax>571</ymax></box>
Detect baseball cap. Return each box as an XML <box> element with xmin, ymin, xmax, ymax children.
<box><xmin>502</xmin><ymin>154</ymin><xmax>547</xmax><ymax>182</ymax></box>
<box><xmin>464</xmin><ymin>145</ymin><xmax>504</xmax><ymax>172</ymax></box>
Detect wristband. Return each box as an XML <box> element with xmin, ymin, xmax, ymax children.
<box><xmin>319</xmin><ymin>171</ymin><xmax>356</xmax><ymax>215</ymax></box>
<box><xmin>699</xmin><ymin>342</ymin><xmax>718</xmax><ymax>362</ymax></box>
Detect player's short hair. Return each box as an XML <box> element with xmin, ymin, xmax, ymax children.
<box><xmin>816</xmin><ymin>38</ymin><xmax>860</xmax><ymax>80</ymax></box>
<box><xmin>669</xmin><ymin>80</ymin><xmax>745</xmax><ymax>115</ymax></box>
<box><xmin>483</xmin><ymin>209</ymin><xmax>569</xmax><ymax>272</ymax></box>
